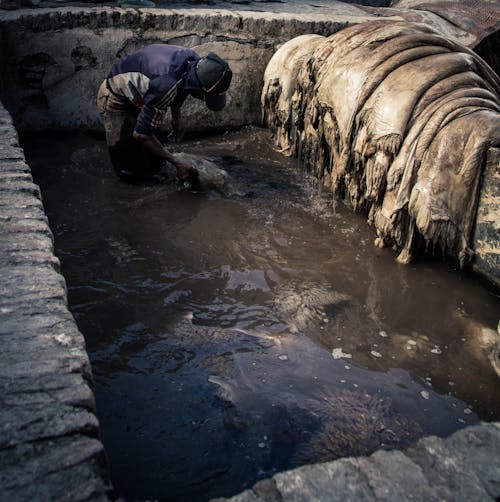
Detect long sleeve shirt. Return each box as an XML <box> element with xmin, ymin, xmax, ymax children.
<box><xmin>106</xmin><ymin>44</ymin><xmax>201</xmax><ymax>135</ymax></box>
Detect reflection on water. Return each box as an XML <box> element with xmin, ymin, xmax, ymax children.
<box><xmin>24</xmin><ymin>128</ymin><xmax>500</xmax><ymax>501</ymax></box>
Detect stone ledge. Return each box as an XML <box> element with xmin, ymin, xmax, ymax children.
<box><xmin>0</xmin><ymin>100</ymin><xmax>112</xmax><ymax>500</ymax></box>
<box><xmin>219</xmin><ymin>421</ymin><xmax>500</xmax><ymax>502</ymax></box>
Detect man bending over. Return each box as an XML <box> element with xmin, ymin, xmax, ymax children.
<box><xmin>97</xmin><ymin>44</ymin><xmax>232</xmax><ymax>183</ymax></box>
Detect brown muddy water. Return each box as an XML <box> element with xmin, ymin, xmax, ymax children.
<box><xmin>24</xmin><ymin>127</ymin><xmax>500</xmax><ymax>501</ymax></box>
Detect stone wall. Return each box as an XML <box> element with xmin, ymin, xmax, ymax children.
<box><xmin>0</xmin><ymin>6</ymin><xmax>377</xmax><ymax>134</ymax></box>
<box><xmin>0</xmin><ymin>101</ymin><xmax>111</xmax><ymax>500</ymax></box>
<box><xmin>219</xmin><ymin>421</ymin><xmax>500</xmax><ymax>502</ymax></box>
<box><xmin>0</xmin><ymin>3</ymin><xmax>497</xmax><ymax>134</ymax></box>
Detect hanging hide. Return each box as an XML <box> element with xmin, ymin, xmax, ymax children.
<box><xmin>261</xmin><ymin>34</ymin><xmax>326</xmax><ymax>156</ymax></box>
<box><xmin>262</xmin><ymin>20</ymin><xmax>500</xmax><ymax>266</ymax></box>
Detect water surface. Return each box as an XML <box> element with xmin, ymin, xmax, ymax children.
<box><xmin>24</xmin><ymin>128</ymin><xmax>500</xmax><ymax>501</ymax></box>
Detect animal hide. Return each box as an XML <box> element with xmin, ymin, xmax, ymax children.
<box><xmin>261</xmin><ymin>34</ymin><xmax>326</xmax><ymax>156</ymax></box>
<box><xmin>262</xmin><ymin>20</ymin><xmax>500</xmax><ymax>265</ymax></box>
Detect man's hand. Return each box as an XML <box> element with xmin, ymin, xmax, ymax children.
<box><xmin>133</xmin><ymin>130</ymin><xmax>199</xmax><ymax>186</ymax></box>
<box><xmin>175</xmin><ymin>160</ymin><xmax>199</xmax><ymax>184</ymax></box>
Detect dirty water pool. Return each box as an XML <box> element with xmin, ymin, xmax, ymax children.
<box><xmin>24</xmin><ymin>127</ymin><xmax>500</xmax><ymax>501</ymax></box>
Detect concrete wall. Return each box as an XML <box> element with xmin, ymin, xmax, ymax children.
<box><xmin>0</xmin><ymin>6</ymin><xmax>375</xmax><ymax>134</ymax></box>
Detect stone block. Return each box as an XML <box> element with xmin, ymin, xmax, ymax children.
<box><xmin>0</xmin><ymin>435</ymin><xmax>110</xmax><ymax>501</ymax></box>
<box><xmin>0</xmin><ymin>249</ymin><xmax>60</xmax><ymax>269</ymax></box>
<box><xmin>357</xmin><ymin>449</ymin><xmax>438</xmax><ymax>501</ymax></box>
<box><xmin>274</xmin><ymin>459</ymin><xmax>374</xmax><ymax>501</ymax></box>
<box><xmin>0</xmin><ymin>265</ymin><xmax>67</xmax><ymax>306</ymax></box>
<box><xmin>0</xmin><ymin>405</ymin><xmax>99</xmax><ymax>448</ymax></box>
<box><xmin>0</xmin><ymin>160</ymin><xmax>32</xmax><ymax>174</ymax></box>
<box><xmin>442</xmin><ymin>423</ymin><xmax>500</xmax><ymax>498</ymax></box>
<box><xmin>0</xmin><ymin>179</ymin><xmax>41</xmax><ymax>198</ymax></box>
<box><xmin>0</xmin><ymin>232</ymin><xmax>54</xmax><ymax>253</ymax></box>
<box><xmin>0</xmin><ymin>218</ymin><xmax>52</xmax><ymax>236</ymax></box>
<box><xmin>0</xmin><ymin>170</ymin><xmax>33</xmax><ymax>183</ymax></box>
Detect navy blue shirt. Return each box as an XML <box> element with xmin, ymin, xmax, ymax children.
<box><xmin>106</xmin><ymin>44</ymin><xmax>202</xmax><ymax>135</ymax></box>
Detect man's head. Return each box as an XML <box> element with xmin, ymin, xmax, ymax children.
<box><xmin>195</xmin><ymin>53</ymin><xmax>232</xmax><ymax>111</ymax></box>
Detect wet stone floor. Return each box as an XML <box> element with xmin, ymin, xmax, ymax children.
<box><xmin>23</xmin><ymin>127</ymin><xmax>500</xmax><ymax>501</ymax></box>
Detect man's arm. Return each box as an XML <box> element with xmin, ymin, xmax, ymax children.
<box><xmin>135</xmin><ymin>74</ymin><xmax>197</xmax><ymax>181</ymax></box>
<box><xmin>132</xmin><ymin>130</ymin><xmax>196</xmax><ymax>181</ymax></box>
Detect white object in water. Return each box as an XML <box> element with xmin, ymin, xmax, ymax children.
<box><xmin>332</xmin><ymin>348</ymin><xmax>352</xmax><ymax>360</ymax></box>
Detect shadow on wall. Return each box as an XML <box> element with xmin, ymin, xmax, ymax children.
<box><xmin>476</xmin><ymin>31</ymin><xmax>500</xmax><ymax>76</ymax></box>
<box><xmin>262</xmin><ymin>20</ymin><xmax>500</xmax><ymax>280</ymax></box>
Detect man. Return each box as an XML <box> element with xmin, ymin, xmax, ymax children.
<box><xmin>97</xmin><ymin>44</ymin><xmax>232</xmax><ymax>183</ymax></box>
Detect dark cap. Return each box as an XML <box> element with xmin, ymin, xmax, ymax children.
<box><xmin>195</xmin><ymin>53</ymin><xmax>232</xmax><ymax>111</ymax></box>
